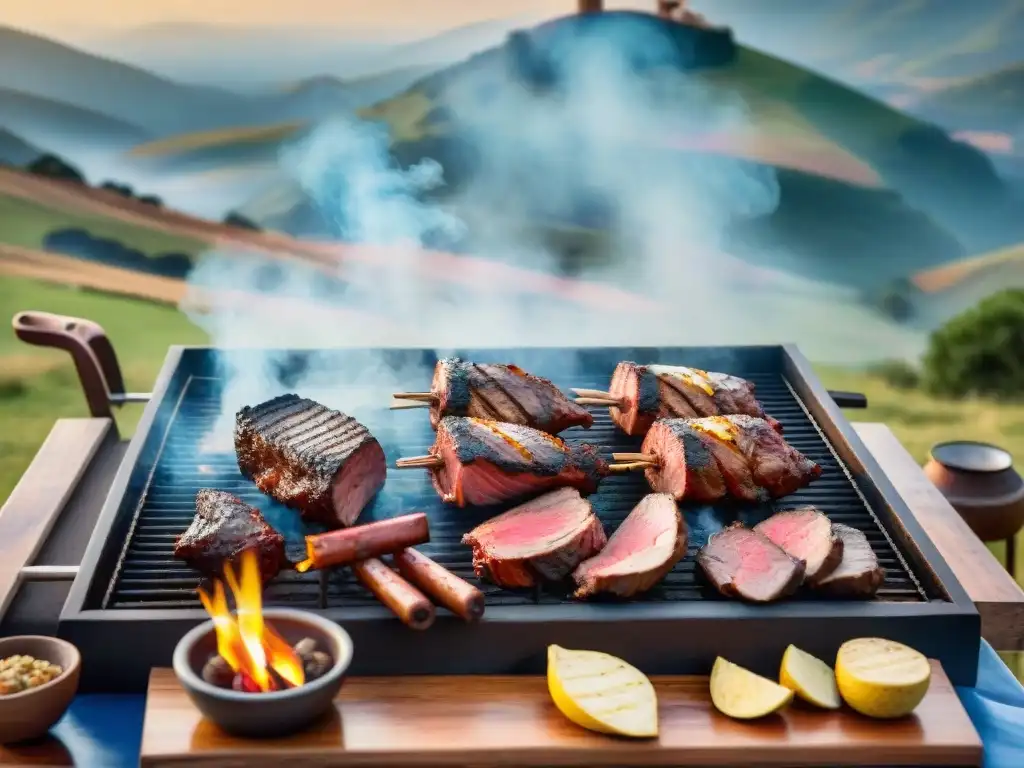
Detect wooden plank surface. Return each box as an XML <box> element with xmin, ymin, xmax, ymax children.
<box><xmin>0</xmin><ymin>418</ymin><xmax>112</xmax><ymax>623</ymax></box>
<box><xmin>854</xmin><ymin>422</ymin><xmax>1024</xmax><ymax>650</ymax></box>
<box><xmin>140</xmin><ymin>664</ymin><xmax>981</xmax><ymax>767</ymax></box>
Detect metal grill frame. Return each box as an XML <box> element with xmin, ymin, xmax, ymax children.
<box><xmin>58</xmin><ymin>344</ymin><xmax>981</xmax><ymax>692</ymax></box>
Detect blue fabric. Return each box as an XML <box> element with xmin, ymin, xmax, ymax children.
<box><xmin>27</xmin><ymin>641</ymin><xmax>1024</xmax><ymax>766</ymax></box>
<box><xmin>957</xmin><ymin>642</ymin><xmax>1024</xmax><ymax>768</ymax></box>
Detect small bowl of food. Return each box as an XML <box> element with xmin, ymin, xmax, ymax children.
<box><xmin>173</xmin><ymin>608</ymin><xmax>353</xmax><ymax>739</ymax></box>
<box><xmin>0</xmin><ymin>636</ymin><xmax>81</xmax><ymax>744</ymax></box>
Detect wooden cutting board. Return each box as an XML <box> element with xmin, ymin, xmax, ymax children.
<box><xmin>140</xmin><ymin>663</ymin><xmax>982</xmax><ymax>767</ymax></box>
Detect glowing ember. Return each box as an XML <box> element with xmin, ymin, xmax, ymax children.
<box><xmin>197</xmin><ymin>549</ymin><xmax>305</xmax><ymax>691</ymax></box>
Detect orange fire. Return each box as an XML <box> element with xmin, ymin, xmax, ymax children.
<box><xmin>197</xmin><ymin>549</ymin><xmax>305</xmax><ymax>691</ymax></box>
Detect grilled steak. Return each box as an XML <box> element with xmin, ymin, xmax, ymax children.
<box><xmin>235</xmin><ymin>394</ymin><xmax>386</xmax><ymax>527</ymax></box>
<box><xmin>640</xmin><ymin>415</ymin><xmax>820</xmax><ymax>502</ymax></box>
<box><xmin>428</xmin><ymin>416</ymin><xmax>607</xmax><ymax>507</ymax></box>
<box><xmin>573</xmin><ymin>493</ymin><xmax>687</xmax><ymax>598</ymax></box>
<box><xmin>754</xmin><ymin>507</ymin><xmax>843</xmax><ymax>585</ymax></box>
<box><xmin>430</xmin><ymin>358</ymin><xmax>593</xmax><ymax>434</ymax></box>
<box><xmin>697</xmin><ymin>522</ymin><xmax>805</xmax><ymax>602</ymax></box>
<box><xmin>607</xmin><ymin>361</ymin><xmax>780</xmax><ymax>437</ymax></box>
<box><xmin>174</xmin><ymin>490</ymin><xmax>286</xmax><ymax>582</ymax></box>
<box><xmin>813</xmin><ymin>524</ymin><xmax>885</xmax><ymax>598</ymax></box>
<box><xmin>461</xmin><ymin>487</ymin><xmax>607</xmax><ymax>588</ymax></box>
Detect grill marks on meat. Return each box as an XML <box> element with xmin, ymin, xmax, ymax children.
<box><xmin>813</xmin><ymin>524</ymin><xmax>886</xmax><ymax>598</ymax></box>
<box><xmin>573</xmin><ymin>493</ymin><xmax>687</xmax><ymax>599</ymax></box>
<box><xmin>754</xmin><ymin>507</ymin><xmax>843</xmax><ymax>585</ymax></box>
<box><xmin>697</xmin><ymin>522</ymin><xmax>805</xmax><ymax>603</ymax></box>
<box><xmin>431</xmin><ymin>358</ymin><xmax>593</xmax><ymax>434</ymax></box>
<box><xmin>174</xmin><ymin>490</ymin><xmax>286</xmax><ymax>582</ymax></box>
<box><xmin>429</xmin><ymin>416</ymin><xmax>607</xmax><ymax>507</ymax></box>
<box><xmin>608</xmin><ymin>361</ymin><xmax>780</xmax><ymax>437</ymax></box>
<box><xmin>641</xmin><ymin>416</ymin><xmax>820</xmax><ymax>502</ymax></box>
<box><xmin>462</xmin><ymin>488</ymin><xmax>607</xmax><ymax>588</ymax></box>
<box><xmin>235</xmin><ymin>394</ymin><xmax>386</xmax><ymax>528</ymax></box>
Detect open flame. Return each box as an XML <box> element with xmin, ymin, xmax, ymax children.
<box><xmin>197</xmin><ymin>549</ymin><xmax>306</xmax><ymax>691</ymax></box>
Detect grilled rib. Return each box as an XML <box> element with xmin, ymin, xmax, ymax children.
<box><xmin>605</xmin><ymin>361</ymin><xmax>780</xmax><ymax>437</ymax></box>
<box><xmin>426</xmin><ymin>358</ymin><xmax>593</xmax><ymax>434</ymax></box>
<box><xmin>235</xmin><ymin>394</ymin><xmax>387</xmax><ymax>527</ymax></box>
<box><xmin>427</xmin><ymin>416</ymin><xmax>607</xmax><ymax>507</ymax></box>
<box><xmin>174</xmin><ymin>490</ymin><xmax>286</xmax><ymax>583</ymax></box>
<box><xmin>639</xmin><ymin>415</ymin><xmax>821</xmax><ymax>502</ymax></box>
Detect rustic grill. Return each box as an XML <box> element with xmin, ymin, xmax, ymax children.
<box><xmin>59</xmin><ymin>345</ymin><xmax>980</xmax><ymax>692</ymax></box>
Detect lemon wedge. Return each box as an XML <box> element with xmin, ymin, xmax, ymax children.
<box><xmin>710</xmin><ymin>657</ymin><xmax>794</xmax><ymax>720</ymax></box>
<box><xmin>835</xmin><ymin>638</ymin><xmax>931</xmax><ymax>719</ymax></box>
<box><xmin>779</xmin><ymin>645</ymin><xmax>841</xmax><ymax>710</ymax></box>
<box><xmin>546</xmin><ymin>644</ymin><xmax>658</xmax><ymax>738</ymax></box>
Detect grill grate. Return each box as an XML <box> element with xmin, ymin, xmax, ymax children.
<box><xmin>105</xmin><ymin>372</ymin><xmax>928</xmax><ymax>610</ymax></box>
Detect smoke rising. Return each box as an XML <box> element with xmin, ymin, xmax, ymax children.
<box><xmin>182</xmin><ymin>12</ymin><xmax>923</xmax><ymax>443</ymax></box>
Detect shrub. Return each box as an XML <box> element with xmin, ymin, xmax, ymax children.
<box><xmin>26</xmin><ymin>153</ymin><xmax>86</xmax><ymax>184</ymax></box>
<box><xmin>223</xmin><ymin>211</ymin><xmax>262</xmax><ymax>231</ymax></box>
<box><xmin>137</xmin><ymin>194</ymin><xmax>163</xmax><ymax>207</ymax></box>
<box><xmin>868</xmin><ymin>359</ymin><xmax>920</xmax><ymax>390</ymax></box>
<box><xmin>922</xmin><ymin>288</ymin><xmax>1024</xmax><ymax>399</ymax></box>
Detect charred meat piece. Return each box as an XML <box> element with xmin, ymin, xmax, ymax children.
<box><xmin>640</xmin><ymin>415</ymin><xmax>821</xmax><ymax>502</ymax></box>
<box><xmin>754</xmin><ymin>507</ymin><xmax>843</xmax><ymax>585</ymax></box>
<box><xmin>427</xmin><ymin>358</ymin><xmax>593</xmax><ymax>434</ymax></box>
<box><xmin>697</xmin><ymin>522</ymin><xmax>805</xmax><ymax>603</ymax></box>
<box><xmin>605</xmin><ymin>361</ymin><xmax>781</xmax><ymax>437</ymax></box>
<box><xmin>174</xmin><ymin>490</ymin><xmax>286</xmax><ymax>582</ymax></box>
<box><xmin>813</xmin><ymin>524</ymin><xmax>886</xmax><ymax>598</ymax></box>
<box><xmin>235</xmin><ymin>394</ymin><xmax>386</xmax><ymax>528</ymax></box>
<box><xmin>462</xmin><ymin>488</ymin><xmax>607</xmax><ymax>588</ymax></box>
<box><xmin>573</xmin><ymin>493</ymin><xmax>687</xmax><ymax>599</ymax></box>
<box><xmin>426</xmin><ymin>416</ymin><xmax>607</xmax><ymax>507</ymax></box>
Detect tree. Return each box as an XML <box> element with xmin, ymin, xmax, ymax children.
<box><xmin>223</xmin><ymin>211</ymin><xmax>262</xmax><ymax>231</ymax></box>
<box><xmin>26</xmin><ymin>153</ymin><xmax>86</xmax><ymax>184</ymax></box>
<box><xmin>922</xmin><ymin>288</ymin><xmax>1024</xmax><ymax>399</ymax></box>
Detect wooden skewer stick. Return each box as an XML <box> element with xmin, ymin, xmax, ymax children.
<box><xmin>612</xmin><ymin>452</ymin><xmax>658</xmax><ymax>462</ymax></box>
<box><xmin>575</xmin><ymin>397</ymin><xmax>622</xmax><ymax>406</ymax></box>
<box><xmin>607</xmin><ymin>461</ymin><xmax>657</xmax><ymax>473</ymax></box>
<box><xmin>390</xmin><ymin>400</ymin><xmax>431</xmax><ymax>410</ymax></box>
<box><xmin>395</xmin><ymin>455</ymin><xmax>445</xmax><ymax>469</ymax></box>
<box><xmin>571</xmin><ymin>388</ymin><xmax>614</xmax><ymax>399</ymax></box>
<box><xmin>392</xmin><ymin>392</ymin><xmax>437</xmax><ymax>402</ymax></box>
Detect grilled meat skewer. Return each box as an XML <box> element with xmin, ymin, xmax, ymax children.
<box><xmin>236</xmin><ymin>394</ymin><xmax>387</xmax><ymax>528</ymax></box>
<box><xmin>174</xmin><ymin>490</ymin><xmax>286</xmax><ymax>583</ymax></box>
<box><xmin>394</xmin><ymin>416</ymin><xmax>607</xmax><ymax>507</ymax></box>
<box><xmin>608</xmin><ymin>415</ymin><xmax>820</xmax><ymax>502</ymax></box>
<box><xmin>392</xmin><ymin>357</ymin><xmax>593</xmax><ymax>435</ymax></box>
<box><xmin>573</xmin><ymin>361</ymin><xmax>780</xmax><ymax>437</ymax></box>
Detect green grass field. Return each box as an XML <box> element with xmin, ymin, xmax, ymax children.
<box><xmin>2</xmin><ymin>277</ymin><xmax>1022</xmax><ymax>581</ymax></box>
<box><xmin>0</xmin><ymin>191</ymin><xmax>205</xmax><ymax>256</ymax></box>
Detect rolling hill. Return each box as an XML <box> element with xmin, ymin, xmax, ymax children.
<box><xmin>912</xmin><ymin>63</ymin><xmax>1024</xmax><ymax>136</ymax></box>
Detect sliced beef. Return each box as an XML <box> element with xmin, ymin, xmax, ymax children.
<box><xmin>573</xmin><ymin>493</ymin><xmax>687</xmax><ymax>598</ymax></box>
<box><xmin>461</xmin><ymin>488</ymin><xmax>607</xmax><ymax>588</ymax></box>
<box><xmin>174</xmin><ymin>490</ymin><xmax>286</xmax><ymax>582</ymax></box>
<box><xmin>607</xmin><ymin>361</ymin><xmax>780</xmax><ymax>437</ymax></box>
<box><xmin>235</xmin><ymin>394</ymin><xmax>386</xmax><ymax>528</ymax></box>
<box><xmin>697</xmin><ymin>522</ymin><xmax>805</xmax><ymax>603</ymax></box>
<box><xmin>640</xmin><ymin>415</ymin><xmax>820</xmax><ymax>502</ymax></box>
<box><xmin>428</xmin><ymin>416</ymin><xmax>607</xmax><ymax>507</ymax></box>
<box><xmin>813</xmin><ymin>524</ymin><xmax>886</xmax><ymax>598</ymax></box>
<box><xmin>431</xmin><ymin>358</ymin><xmax>593</xmax><ymax>434</ymax></box>
<box><xmin>754</xmin><ymin>507</ymin><xmax>843</xmax><ymax>585</ymax></box>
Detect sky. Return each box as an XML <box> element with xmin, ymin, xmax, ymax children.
<box><xmin>2</xmin><ymin>0</ymin><xmax>651</xmax><ymax>36</ymax></box>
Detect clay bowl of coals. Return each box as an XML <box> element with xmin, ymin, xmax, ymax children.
<box><xmin>173</xmin><ymin>608</ymin><xmax>353</xmax><ymax>739</ymax></box>
<box><xmin>925</xmin><ymin>441</ymin><xmax>1024</xmax><ymax>541</ymax></box>
<box><xmin>0</xmin><ymin>636</ymin><xmax>81</xmax><ymax>744</ymax></box>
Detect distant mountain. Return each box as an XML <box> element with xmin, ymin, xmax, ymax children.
<box><xmin>0</xmin><ymin>129</ymin><xmax>44</xmax><ymax>166</ymax></box>
<box><xmin>688</xmin><ymin>0</ymin><xmax>1024</xmax><ymax>102</ymax></box>
<box><xmin>0</xmin><ymin>87</ymin><xmax>150</xmax><ymax>154</ymax></box>
<box><xmin>85</xmin><ymin>17</ymin><xmax>539</xmax><ymax>89</ymax></box>
<box><xmin>912</xmin><ymin>64</ymin><xmax>1024</xmax><ymax>136</ymax></box>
